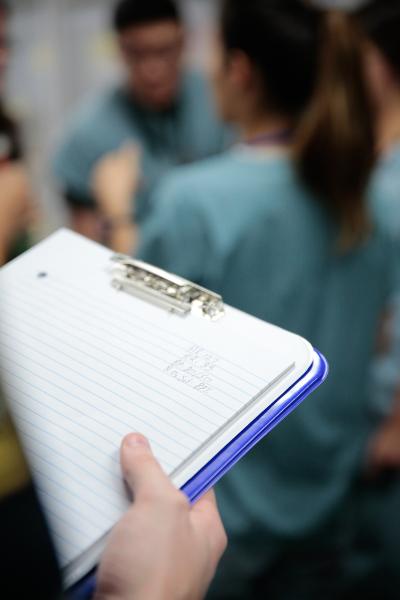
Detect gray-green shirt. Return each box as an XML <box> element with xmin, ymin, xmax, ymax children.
<box><xmin>137</xmin><ymin>149</ymin><xmax>399</xmax><ymax>562</ymax></box>
<box><xmin>53</xmin><ymin>71</ymin><xmax>231</xmax><ymax>223</ymax></box>
<box><xmin>369</xmin><ymin>145</ymin><xmax>400</xmax><ymax>417</ymax></box>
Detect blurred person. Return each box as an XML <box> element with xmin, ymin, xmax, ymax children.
<box><xmin>134</xmin><ymin>0</ymin><xmax>400</xmax><ymax>597</ymax></box>
<box><xmin>53</xmin><ymin>0</ymin><xmax>231</xmax><ymax>252</ymax></box>
<box><xmin>0</xmin><ymin>0</ymin><xmax>34</xmax><ymax>264</ymax></box>
<box><xmin>360</xmin><ymin>0</ymin><xmax>400</xmax><ymax>482</ymax></box>
<box><xmin>335</xmin><ymin>2</ymin><xmax>400</xmax><ymax>596</ymax></box>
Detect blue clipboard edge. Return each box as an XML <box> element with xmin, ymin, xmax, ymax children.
<box><xmin>68</xmin><ymin>349</ymin><xmax>328</xmax><ymax>599</ymax></box>
<box><xmin>182</xmin><ymin>349</ymin><xmax>328</xmax><ymax>503</ymax></box>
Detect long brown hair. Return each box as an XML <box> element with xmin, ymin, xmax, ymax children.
<box><xmin>295</xmin><ymin>11</ymin><xmax>375</xmax><ymax>248</ymax></box>
<box><xmin>221</xmin><ymin>1</ymin><xmax>376</xmax><ymax>249</ymax></box>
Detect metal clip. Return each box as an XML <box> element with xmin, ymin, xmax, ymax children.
<box><xmin>110</xmin><ymin>255</ymin><xmax>225</xmax><ymax>321</ymax></box>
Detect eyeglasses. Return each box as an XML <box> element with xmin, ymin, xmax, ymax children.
<box><xmin>120</xmin><ymin>41</ymin><xmax>181</xmax><ymax>65</ymax></box>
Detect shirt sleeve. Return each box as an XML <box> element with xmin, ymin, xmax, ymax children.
<box><xmin>52</xmin><ymin>110</ymin><xmax>105</xmax><ymax>207</ymax></box>
<box><xmin>136</xmin><ymin>174</ymin><xmax>208</xmax><ymax>284</ymax></box>
<box><xmin>369</xmin><ymin>232</ymin><xmax>400</xmax><ymax>419</ymax></box>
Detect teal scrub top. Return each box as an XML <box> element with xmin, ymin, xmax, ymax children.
<box><xmin>53</xmin><ymin>71</ymin><xmax>231</xmax><ymax>223</ymax></box>
<box><xmin>137</xmin><ymin>148</ymin><xmax>399</xmax><ymax>560</ymax></box>
<box><xmin>368</xmin><ymin>145</ymin><xmax>400</xmax><ymax>418</ymax></box>
<box><xmin>371</xmin><ymin>145</ymin><xmax>400</xmax><ymax>238</ymax></box>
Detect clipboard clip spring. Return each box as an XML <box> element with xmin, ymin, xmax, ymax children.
<box><xmin>110</xmin><ymin>254</ymin><xmax>225</xmax><ymax>321</ymax></box>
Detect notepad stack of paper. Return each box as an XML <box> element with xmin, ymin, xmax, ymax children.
<box><xmin>0</xmin><ymin>230</ymin><xmax>320</xmax><ymax>587</ymax></box>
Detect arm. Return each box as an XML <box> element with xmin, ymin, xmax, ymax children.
<box><xmin>0</xmin><ymin>162</ymin><xmax>35</xmax><ymax>265</ymax></box>
<box><xmin>368</xmin><ymin>285</ymin><xmax>400</xmax><ymax>475</ymax></box>
<box><xmin>95</xmin><ymin>434</ymin><xmax>227</xmax><ymax>600</ymax></box>
<box><xmin>368</xmin><ymin>389</ymin><xmax>400</xmax><ymax>475</ymax></box>
<box><xmin>91</xmin><ymin>146</ymin><xmax>140</xmax><ymax>254</ymax></box>
<box><xmin>65</xmin><ymin>203</ymin><xmax>103</xmax><ymax>242</ymax></box>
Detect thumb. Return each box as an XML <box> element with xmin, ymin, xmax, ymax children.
<box><xmin>120</xmin><ymin>433</ymin><xmax>173</xmax><ymax>501</ymax></box>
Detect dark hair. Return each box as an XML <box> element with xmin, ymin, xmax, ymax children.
<box><xmin>113</xmin><ymin>0</ymin><xmax>180</xmax><ymax>33</ymax></box>
<box><xmin>221</xmin><ymin>0</ymin><xmax>376</xmax><ymax>248</ymax></box>
<box><xmin>357</xmin><ymin>0</ymin><xmax>400</xmax><ymax>80</ymax></box>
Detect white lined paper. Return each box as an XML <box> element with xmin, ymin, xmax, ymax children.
<box><xmin>0</xmin><ymin>230</ymin><xmax>301</xmax><ymax>574</ymax></box>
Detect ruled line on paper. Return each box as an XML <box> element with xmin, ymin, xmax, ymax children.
<box><xmin>37</xmin><ymin>506</ymin><xmax>84</xmax><ymax>551</ymax></box>
<box><xmin>22</xmin><ymin>456</ymin><xmax>118</xmax><ymax>525</ymax></box>
<box><xmin>14</xmin><ymin>399</ymin><xmax>119</xmax><ymax>474</ymax></box>
<box><xmin>0</xmin><ymin>321</ymin><xmax>210</xmax><ymax>443</ymax></box>
<box><xmin>30</xmin><ymin>463</ymin><xmax>121</xmax><ymax>529</ymax></box>
<box><xmin>36</xmin><ymin>482</ymin><xmax>109</xmax><ymax>541</ymax></box>
<box><xmin>0</xmin><ymin>313</ymin><xmax>238</xmax><ymax>423</ymax></box>
<box><xmin>2</xmin><ymin>370</ymin><xmax>147</xmax><ymax>457</ymax></box>
<box><xmin>1</xmin><ymin>276</ymin><xmax>276</xmax><ymax>474</ymax></box>
<box><xmin>1</xmin><ymin>354</ymin><xmax>182</xmax><ymax>466</ymax></box>
<box><xmin>13</xmin><ymin>409</ymin><xmax>121</xmax><ymax>485</ymax></box>
<box><xmin>0</xmin><ymin>230</ymin><xmax>296</xmax><ymax>572</ymax></box>
<box><xmin>10</xmin><ymin>279</ymin><xmax>187</xmax><ymax>370</ymax></box>
<box><xmin>37</xmin><ymin>275</ymin><xmax>268</xmax><ymax>386</ymax></box>
<box><xmin>0</xmin><ymin>323</ymin><xmax>223</xmax><ymax>449</ymax></box>
<box><xmin>3</xmin><ymin>379</ymin><xmax>123</xmax><ymax>459</ymax></box>
<box><xmin>14</xmin><ymin>425</ymin><xmax>123</xmax><ymax>505</ymax></box>
<box><xmin>3</xmin><ymin>289</ymin><xmax>252</xmax><ymax>408</ymax></box>
<box><xmin>9</xmin><ymin>280</ymin><xmax>258</xmax><ymax>401</ymax></box>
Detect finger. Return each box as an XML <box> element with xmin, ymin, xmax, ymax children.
<box><xmin>191</xmin><ymin>489</ymin><xmax>218</xmax><ymax>513</ymax></box>
<box><xmin>191</xmin><ymin>490</ymin><xmax>228</xmax><ymax>560</ymax></box>
<box><xmin>120</xmin><ymin>433</ymin><xmax>173</xmax><ymax>501</ymax></box>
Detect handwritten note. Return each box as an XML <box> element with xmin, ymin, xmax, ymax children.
<box><xmin>166</xmin><ymin>346</ymin><xmax>219</xmax><ymax>394</ymax></box>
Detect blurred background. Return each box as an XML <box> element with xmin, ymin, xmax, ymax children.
<box><xmin>2</xmin><ymin>0</ymin><xmax>400</xmax><ymax>599</ymax></box>
<box><xmin>6</xmin><ymin>0</ymin><xmax>219</xmax><ymax>234</ymax></box>
<box><xmin>6</xmin><ymin>0</ymin><xmax>366</xmax><ymax>236</ymax></box>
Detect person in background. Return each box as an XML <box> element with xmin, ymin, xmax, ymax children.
<box><xmin>0</xmin><ymin>0</ymin><xmax>34</xmax><ymax>265</ymax></box>
<box><xmin>339</xmin><ymin>2</ymin><xmax>400</xmax><ymax>596</ymax></box>
<box><xmin>53</xmin><ymin>0</ymin><xmax>231</xmax><ymax>254</ymax></box>
<box><xmin>135</xmin><ymin>0</ymin><xmax>400</xmax><ymax>597</ymax></box>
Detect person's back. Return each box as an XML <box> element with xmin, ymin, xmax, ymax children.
<box><xmin>334</xmin><ymin>4</ymin><xmax>400</xmax><ymax>595</ymax></box>
<box><xmin>139</xmin><ymin>145</ymin><xmax>395</xmax><ymax>525</ymax></box>
<box><xmin>137</xmin><ymin>1</ymin><xmax>400</xmax><ymax>597</ymax></box>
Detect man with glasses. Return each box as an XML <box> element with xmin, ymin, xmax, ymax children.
<box><xmin>54</xmin><ymin>0</ymin><xmax>230</xmax><ymax>251</ymax></box>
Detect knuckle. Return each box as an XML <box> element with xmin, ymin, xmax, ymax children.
<box><xmin>220</xmin><ymin>526</ymin><xmax>228</xmax><ymax>552</ymax></box>
<box><xmin>213</xmin><ymin>521</ymin><xmax>228</xmax><ymax>556</ymax></box>
<box><xmin>170</xmin><ymin>490</ymin><xmax>190</xmax><ymax>513</ymax></box>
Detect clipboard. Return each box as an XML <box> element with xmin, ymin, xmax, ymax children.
<box><xmin>68</xmin><ymin>247</ymin><xmax>328</xmax><ymax>598</ymax></box>
<box><xmin>69</xmin><ymin>358</ymin><xmax>327</xmax><ymax>600</ymax></box>
<box><xmin>107</xmin><ymin>253</ymin><xmax>328</xmax><ymax>502</ymax></box>
<box><xmin>0</xmin><ymin>230</ymin><xmax>328</xmax><ymax>597</ymax></box>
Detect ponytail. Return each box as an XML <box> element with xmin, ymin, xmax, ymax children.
<box><xmin>295</xmin><ymin>11</ymin><xmax>376</xmax><ymax>249</ymax></box>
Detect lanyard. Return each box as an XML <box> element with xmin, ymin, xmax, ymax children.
<box><xmin>244</xmin><ymin>128</ymin><xmax>294</xmax><ymax>147</ymax></box>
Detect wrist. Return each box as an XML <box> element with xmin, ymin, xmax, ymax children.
<box><xmin>101</xmin><ymin>215</ymin><xmax>134</xmax><ymax>232</ymax></box>
<box><xmin>96</xmin><ymin>188</ymin><xmax>136</xmax><ymax>220</ymax></box>
<box><xmin>103</xmin><ymin>220</ymin><xmax>137</xmax><ymax>255</ymax></box>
